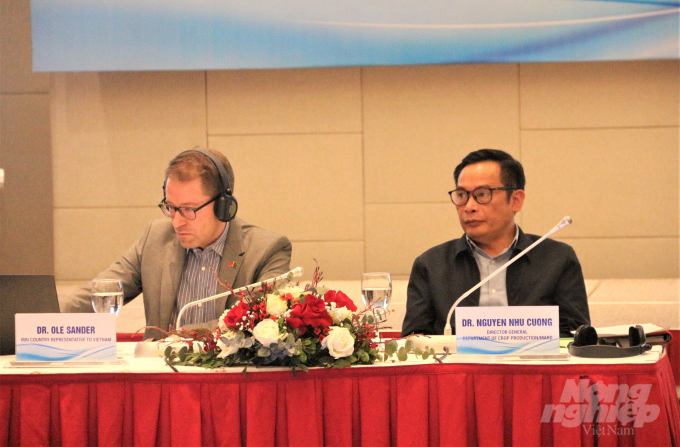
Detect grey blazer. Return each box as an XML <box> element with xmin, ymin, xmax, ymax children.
<box><xmin>60</xmin><ymin>217</ymin><xmax>292</xmax><ymax>339</ymax></box>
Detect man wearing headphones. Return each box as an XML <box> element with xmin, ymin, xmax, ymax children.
<box><xmin>61</xmin><ymin>148</ymin><xmax>292</xmax><ymax>339</ymax></box>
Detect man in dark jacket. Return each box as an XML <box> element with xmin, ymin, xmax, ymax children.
<box><xmin>401</xmin><ymin>149</ymin><xmax>590</xmax><ymax>338</ymax></box>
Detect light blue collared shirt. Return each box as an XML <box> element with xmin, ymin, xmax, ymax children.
<box><xmin>466</xmin><ymin>225</ymin><xmax>519</xmax><ymax>307</ymax></box>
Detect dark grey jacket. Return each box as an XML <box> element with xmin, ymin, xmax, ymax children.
<box><xmin>401</xmin><ymin>228</ymin><xmax>590</xmax><ymax>338</ymax></box>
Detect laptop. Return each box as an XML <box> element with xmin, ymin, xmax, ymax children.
<box><xmin>0</xmin><ymin>275</ymin><xmax>60</xmax><ymax>355</ymax></box>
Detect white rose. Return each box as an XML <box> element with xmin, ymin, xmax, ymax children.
<box><xmin>266</xmin><ymin>294</ymin><xmax>289</xmax><ymax>317</ymax></box>
<box><xmin>322</xmin><ymin>327</ymin><xmax>355</xmax><ymax>359</ymax></box>
<box><xmin>252</xmin><ymin>319</ymin><xmax>283</xmax><ymax>347</ymax></box>
<box><xmin>331</xmin><ymin>306</ymin><xmax>354</xmax><ymax>325</ymax></box>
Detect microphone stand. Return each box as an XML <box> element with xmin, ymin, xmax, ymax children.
<box><xmin>409</xmin><ymin>216</ymin><xmax>573</xmax><ymax>353</ymax></box>
<box><xmin>443</xmin><ymin>216</ymin><xmax>573</xmax><ymax>335</ymax></box>
<box><xmin>175</xmin><ymin>267</ymin><xmax>304</xmax><ymax>330</ymax></box>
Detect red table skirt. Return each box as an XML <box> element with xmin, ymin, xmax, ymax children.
<box><xmin>667</xmin><ymin>329</ymin><xmax>680</xmax><ymax>386</ymax></box>
<box><xmin>0</xmin><ymin>355</ymin><xmax>678</xmax><ymax>447</ymax></box>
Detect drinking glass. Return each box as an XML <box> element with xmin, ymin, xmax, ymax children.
<box><xmin>91</xmin><ymin>279</ymin><xmax>124</xmax><ymax>315</ymax></box>
<box><xmin>361</xmin><ymin>272</ymin><xmax>392</xmax><ymax>325</ymax></box>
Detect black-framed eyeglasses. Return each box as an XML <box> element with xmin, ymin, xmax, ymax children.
<box><xmin>158</xmin><ymin>196</ymin><xmax>217</xmax><ymax>220</ymax></box>
<box><xmin>448</xmin><ymin>187</ymin><xmax>516</xmax><ymax>206</ymax></box>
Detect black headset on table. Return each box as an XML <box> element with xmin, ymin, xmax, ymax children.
<box><xmin>568</xmin><ymin>324</ymin><xmax>652</xmax><ymax>358</ymax></box>
<box><xmin>162</xmin><ymin>149</ymin><xmax>238</xmax><ymax>223</ymax></box>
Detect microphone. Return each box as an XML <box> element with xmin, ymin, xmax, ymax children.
<box><xmin>442</xmin><ymin>216</ymin><xmax>573</xmax><ymax>335</ymax></box>
<box><xmin>175</xmin><ymin>266</ymin><xmax>304</xmax><ymax>329</ymax></box>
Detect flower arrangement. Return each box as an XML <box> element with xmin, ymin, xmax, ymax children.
<box><xmin>163</xmin><ymin>266</ymin><xmax>430</xmax><ymax>374</ymax></box>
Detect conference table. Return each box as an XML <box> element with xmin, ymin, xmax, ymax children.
<box><xmin>0</xmin><ymin>343</ymin><xmax>677</xmax><ymax>447</ymax></box>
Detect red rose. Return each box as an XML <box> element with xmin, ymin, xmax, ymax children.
<box><xmin>286</xmin><ymin>295</ymin><xmax>333</xmax><ymax>335</ymax></box>
<box><xmin>225</xmin><ymin>300</ymin><xmax>251</xmax><ymax>329</ymax></box>
<box><xmin>286</xmin><ymin>315</ymin><xmax>306</xmax><ymax>334</ymax></box>
<box><xmin>323</xmin><ymin>290</ymin><xmax>357</xmax><ymax>312</ymax></box>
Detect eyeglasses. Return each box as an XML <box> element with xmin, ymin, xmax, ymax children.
<box><xmin>158</xmin><ymin>196</ymin><xmax>217</xmax><ymax>220</ymax></box>
<box><xmin>448</xmin><ymin>187</ymin><xmax>516</xmax><ymax>206</ymax></box>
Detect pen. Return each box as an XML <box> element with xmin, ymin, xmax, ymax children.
<box><xmin>164</xmin><ymin>357</ymin><xmax>179</xmax><ymax>372</ymax></box>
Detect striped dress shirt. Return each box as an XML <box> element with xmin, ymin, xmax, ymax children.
<box><xmin>172</xmin><ymin>224</ymin><xmax>229</xmax><ymax>327</ymax></box>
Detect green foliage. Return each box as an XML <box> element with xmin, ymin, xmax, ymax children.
<box><xmin>178</xmin><ymin>346</ymin><xmax>188</xmax><ymax>362</ymax></box>
<box><xmin>165</xmin><ymin>335</ymin><xmax>438</xmax><ymax>373</ymax></box>
<box><xmin>333</xmin><ymin>359</ymin><xmax>352</xmax><ymax>368</ymax></box>
<box><xmin>380</xmin><ymin>340</ymin><xmax>435</xmax><ymax>363</ymax></box>
<box><xmin>384</xmin><ymin>340</ymin><xmax>398</xmax><ymax>357</ymax></box>
<box><xmin>161</xmin><ymin>275</ymin><xmax>438</xmax><ymax>374</ymax></box>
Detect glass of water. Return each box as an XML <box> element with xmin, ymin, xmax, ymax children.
<box><xmin>91</xmin><ymin>279</ymin><xmax>124</xmax><ymax>315</ymax></box>
<box><xmin>361</xmin><ymin>272</ymin><xmax>392</xmax><ymax>327</ymax></box>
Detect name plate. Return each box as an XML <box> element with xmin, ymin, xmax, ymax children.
<box><xmin>455</xmin><ymin>306</ymin><xmax>559</xmax><ymax>355</ymax></box>
<box><xmin>15</xmin><ymin>314</ymin><xmax>116</xmax><ymax>362</ymax></box>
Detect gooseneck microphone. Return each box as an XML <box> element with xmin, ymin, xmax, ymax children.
<box><xmin>175</xmin><ymin>267</ymin><xmax>304</xmax><ymax>329</ymax></box>
<box><xmin>442</xmin><ymin>216</ymin><xmax>573</xmax><ymax>336</ymax></box>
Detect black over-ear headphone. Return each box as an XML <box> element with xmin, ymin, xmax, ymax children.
<box><xmin>163</xmin><ymin>149</ymin><xmax>238</xmax><ymax>223</ymax></box>
<box><xmin>568</xmin><ymin>325</ymin><xmax>652</xmax><ymax>358</ymax></box>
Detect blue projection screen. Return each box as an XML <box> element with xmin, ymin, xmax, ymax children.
<box><xmin>31</xmin><ymin>0</ymin><xmax>680</xmax><ymax>72</ymax></box>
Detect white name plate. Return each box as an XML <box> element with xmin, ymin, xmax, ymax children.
<box><xmin>455</xmin><ymin>306</ymin><xmax>559</xmax><ymax>355</ymax></box>
<box><xmin>15</xmin><ymin>313</ymin><xmax>117</xmax><ymax>362</ymax></box>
